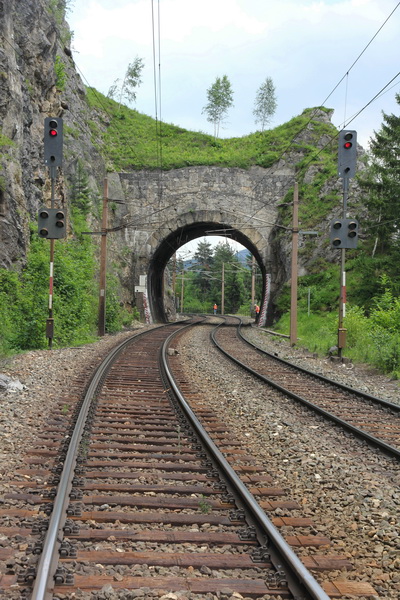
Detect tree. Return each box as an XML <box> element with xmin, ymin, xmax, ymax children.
<box><xmin>253</xmin><ymin>77</ymin><xmax>277</xmax><ymax>131</ymax></box>
<box><xmin>362</xmin><ymin>93</ymin><xmax>400</xmax><ymax>256</ymax></box>
<box><xmin>202</xmin><ymin>75</ymin><xmax>234</xmax><ymax>139</ymax></box>
<box><xmin>211</xmin><ymin>242</ymin><xmax>246</xmax><ymax>313</ymax></box>
<box><xmin>107</xmin><ymin>56</ymin><xmax>145</xmax><ymax>110</ymax></box>
<box><xmin>192</xmin><ymin>240</ymin><xmax>214</xmax><ymax>300</ymax></box>
<box><xmin>69</xmin><ymin>160</ymin><xmax>91</xmax><ymax>215</ymax></box>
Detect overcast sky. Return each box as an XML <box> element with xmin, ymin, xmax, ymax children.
<box><xmin>67</xmin><ymin>0</ymin><xmax>399</xmax><ymax>148</ymax></box>
<box><xmin>67</xmin><ymin>0</ymin><xmax>400</xmax><ymax>256</ymax></box>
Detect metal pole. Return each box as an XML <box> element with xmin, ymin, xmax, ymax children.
<box><xmin>47</xmin><ymin>241</ymin><xmax>55</xmax><ymax>349</ymax></box>
<box><xmin>290</xmin><ymin>182</ymin><xmax>299</xmax><ymax>346</ymax></box>
<box><xmin>338</xmin><ymin>177</ymin><xmax>349</xmax><ymax>357</ymax></box>
<box><xmin>251</xmin><ymin>255</ymin><xmax>255</xmax><ymax>315</ymax></box>
<box><xmin>180</xmin><ymin>270</ymin><xmax>184</xmax><ymax>314</ymax></box>
<box><xmin>172</xmin><ymin>253</ymin><xmax>176</xmax><ymax>295</ymax></box>
<box><xmin>98</xmin><ymin>178</ymin><xmax>108</xmax><ymax>336</ymax></box>
<box><xmin>47</xmin><ymin>166</ymin><xmax>57</xmax><ymax>348</ymax></box>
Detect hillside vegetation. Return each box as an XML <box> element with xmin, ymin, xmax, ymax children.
<box><xmin>86</xmin><ymin>88</ymin><xmax>337</xmax><ymax>173</ymax></box>
<box><xmin>83</xmin><ymin>87</ymin><xmax>400</xmax><ymax>379</ymax></box>
<box><xmin>2</xmin><ymin>85</ymin><xmax>399</xmax><ymax>381</ymax></box>
<box><xmin>2</xmin><ymin>92</ymin><xmax>339</xmax><ymax>356</ymax></box>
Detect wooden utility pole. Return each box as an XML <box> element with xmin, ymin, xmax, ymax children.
<box><xmin>221</xmin><ymin>263</ymin><xmax>225</xmax><ymax>315</ymax></box>
<box><xmin>290</xmin><ymin>182</ymin><xmax>299</xmax><ymax>346</ymax></box>
<box><xmin>172</xmin><ymin>253</ymin><xmax>177</xmax><ymax>294</ymax></box>
<box><xmin>251</xmin><ymin>255</ymin><xmax>255</xmax><ymax>311</ymax></box>
<box><xmin>98</xmin><ymin>178</ymin><xmax>108</xmax><ymax>336</ymax></box>
<box><xmin>180</xmin><ymin>269</ymin><xmax>184</xmax><ymax>313</ymax></box>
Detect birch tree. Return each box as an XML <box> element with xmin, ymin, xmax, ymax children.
<box><xmin>253</xmin><ymin>77</ymin><xmax>277</xmax><ymax>131</ymax></box>
<box><xmin>108</xmin><ymin>56</ymin><xmax>144</xmax><ymax>110</ymax></box>
<box><xmin>202</xmin><ymin>75</ymin><xmax>234</xmax><ymax>138</ymax></box>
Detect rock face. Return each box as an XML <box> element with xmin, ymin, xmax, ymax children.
<box><xmin>0</xmin><ymin>0</ymin><xmax>105</xmax><ymax>268</ymax></box>
<box><xmin>0</xmin><ymin>1</ymin><xmax>364</xmax><ymax>323</ymax></box>
<box><xmin>108</xmin><ymin>164</ymin><xmax>295</xmax><ymax>322</ymax></box>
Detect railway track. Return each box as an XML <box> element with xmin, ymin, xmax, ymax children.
<box><xmin>1</xmin><ymin>319</ymin><xmax>346</xmax><ymax>600</ymax></box>
<box><xmin>212</xmin><ymin>318</ymin><xmax>400</xmax><ymax>461</ymax></box>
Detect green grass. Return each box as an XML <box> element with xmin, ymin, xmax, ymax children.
<box><xmin>273</xmin><ymin>307</ymin><xmax>400</xmax><ymax>379</ymax></box>
<box><xmin>85</xmin><ymin>91</ymin><xmax>341</xmax><ymax>231</ymax></box>
<box><xmin>86</xmin><ymin>89</ymin><xmax>338</xmax><ymax>175</ymax></box>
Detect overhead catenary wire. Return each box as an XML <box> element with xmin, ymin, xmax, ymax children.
<box><xmin>247</xmin><ymin>1</ymin><xmax>400</xmax><ymax>197</ymax></box>
<box><xmin>235</xmin><ymin>0</ymin><xmax>400</xmax><ymax>238</ymax></box>
<box><xmin>66</xmin><ymin>0</ymin><xmax>398</xmax><ymax>209</ymax></box>
<box><xmin>104</xmin><ymin>60</ymin><xmax>399</xmax><ymax>238</ymax></box>
<box><xmin>300</xmin><ymin>69</ymin><xmax>400</xmax><ymax>175</ymax></box>
<box><xmin>151</xmin><ymin>0</ymin><xmax>164</xmax><ymax>199</ymax></box>
<box><xmin>319</xmin><ymin>1</ymin><xmax>400</xmax><ymax>110</ymax></box>
<box><xmin>4</xmin><ymin>3</ymin><xmax>399</xmax><ymax>253</ymax></box>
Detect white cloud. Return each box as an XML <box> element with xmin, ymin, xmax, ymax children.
<box><xmin>68</xmin><ymin>0</ymin><xmax>400</xmax><ymax>148</ymax></box>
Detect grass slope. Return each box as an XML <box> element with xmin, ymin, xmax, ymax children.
<box><xmin>86</xmin><ymin>88</ymin><xmax>338</xmax><ymax>173</ymax></box>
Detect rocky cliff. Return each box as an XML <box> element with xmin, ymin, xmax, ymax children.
<box><xmin>0</xmin><ymin>0</ymin><xmax>365</xmax><ymax>321</ymax></box>
<box><xmin>0</xmin><ymin>0</ymin><xmax>104</xmax><ymax>268</ymax></box>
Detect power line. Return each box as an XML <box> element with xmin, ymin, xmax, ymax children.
<box><xmin>237</xmin><ymin>21</ymin><xmax>400</xmax><ymax>237</ymax></box>
<box><xmin>320</xmin><ymin>1</ymin><xmax>400</xmax><ymax>109</ymax></box>
<box><xmin>344</xmin><ymin>71</ymin><xmax>400</xmax><ymax>129</ymax></box>
<box><xmin>151</xmin><ymin>0</ymin><xmax>164</xmax><ymax>199</ymax></box>
<box><xmin>300</xmin><ymin>69</ymin><xmax>400</xmax><ymax>174</ymax></box>
<box><xmin>248</xmin><ymin>2</ymin><xmax>400</xmax><ymax>200</ymax></box>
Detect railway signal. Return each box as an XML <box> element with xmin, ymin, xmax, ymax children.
<box><xmin>330</xmin><ymin>218</ymin><xmax>359</xmax><ymax>249</ymax></box>
<box><xmin>42</xmin><ymin>117</ymin><xmax>65</xmax><ymax>348</ymax></box>
<box><xmin>44</xmin><ymin>117</ymin><xmax>63</xmax><ymax>166</ymax></box>
<box><xmin>334</xmin><ymin>129</ymin><xmax>358</xmax><ymax>358</ymax></box>
<box><xmin>338</xmin><ymin>130</ymin><xmax>357</xmax><ymax>179</ymax></box>
<box><xmin>38</xmin><ymin>207</ymin><xmax>67</xmax><ymax>239</ymax></box>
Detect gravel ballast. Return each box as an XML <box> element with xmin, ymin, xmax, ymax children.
<box><xmin>1</xmin><ymin>322</ymin><xmax>399</xmax><ymax>599</ymax></box>
<box><xmin>176</xmin><ymin>323</ymin><xmax>400</xmax><ymax>600</ymax></box>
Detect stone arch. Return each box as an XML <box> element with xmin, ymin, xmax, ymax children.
<box><xmin>145</xmin><ymin>210</ymin><xmax>269</xmax><ymax>322</ymax></box>
<box><xmin>109</xmin><ymin>166</ymin><xmax>293</xmax><ymax>324</ymax></box>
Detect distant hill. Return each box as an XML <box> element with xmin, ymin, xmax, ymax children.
<box><xmin>236</xmin><ymin>249</ymin><xmax>251</xmax><ymax>265</ymax></box>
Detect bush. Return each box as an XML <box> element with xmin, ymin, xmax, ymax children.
<box><xmin>183</xmin><ymin>299</ymin><xmax>210</xmax><ymax>314</ymax></box>
<box><xmin>0</xmin><ymin>213</ymin><xmax>136</xmax><ymax>355</ymax></box>
<box><xmin>272</xmin><ymin>302</ymin><xmax>400</xmax><ymax>379</ymax></box>
<box><xmin>236</xmin><ymin>303</ymin><xmax>252</xmax><ymax>317</ymax></box>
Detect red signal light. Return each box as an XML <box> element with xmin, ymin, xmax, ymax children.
<box><xmin>344</xmin><ymin>141</ymin><xmax>352</xmax><ymax>149</ymax></box>
<box><xmin>48</xmin><ymin>119</ymin><xmax>58</xmax><ymax>137</ymax></box>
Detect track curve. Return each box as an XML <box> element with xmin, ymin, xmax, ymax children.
<box><xmin>212</xmin><ymin>318</ymin><xmax>400</xmax><ymax>461</ymax></box>
<box><xmin>1</xmin><ymin>319</ymin><xmax>334</xmax><ymax>600</ymax></box>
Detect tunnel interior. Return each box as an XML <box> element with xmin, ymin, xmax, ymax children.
<box><xmin>147</xmin><ymin>221</ymin><xmax>266</xmax><ymax>322</ymax></box>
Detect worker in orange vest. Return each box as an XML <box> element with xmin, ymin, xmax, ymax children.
<box><xmin>213</xmin><ymin>303</ymin><xmax>217</xmax><ymax>315</ymax></box>
<box><xmin>254</xmin><ymin>304</ymin><xmax>260</xmax><ymax>317</ymax></box>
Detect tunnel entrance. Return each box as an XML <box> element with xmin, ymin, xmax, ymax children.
<box><xmin>147</xmin><ymin>221</ymin><xmax>266</xmax><ymax>323</ymax></box>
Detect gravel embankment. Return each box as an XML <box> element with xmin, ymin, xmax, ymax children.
<box><xmin>1</xmin><ymin>322</ymin><xmax>399</xmax><ymax>599</ymax></box>
<box><xmin>0</xmin><ymin>328</ymin><xmax>144</xmax><ymax>477</ymax></box>
<box><xmin>243</xmin><ymin>327</ymin><xmax>400</xmax><ymax>406</ymax></box>
<box><xmin>176</xmin><ymin>324</ymin><xmax>400</xmax><ymax>600</ymax></box>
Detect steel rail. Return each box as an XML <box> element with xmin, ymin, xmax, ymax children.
<box><xmin>238</xmin><ymin>322</ymin><xmax>400</xmax><ymax>413</ymax></box>
<box><xmin>29</xmin><ymin>325</ymin><xmax>171</xmax><ymax>600</ymax></box>
<box><xmin>161</xmin><ymin>326</ymin><xmax>332</xmax><ymax>600</ymax></box>
<box><xmin>212</xmin><ymin>321</ymin><xmax>400</xmax><ymax>461</ymax></box>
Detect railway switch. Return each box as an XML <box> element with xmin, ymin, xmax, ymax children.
<box><xmin>329</xmin><ymin>217</ymin><xmax>359</xmax><ymax>249</ymax></box>
<box><xmin>338</xmin><ymin>130</ymin><xmax>357</xmax><ymax>178</ymax></box>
